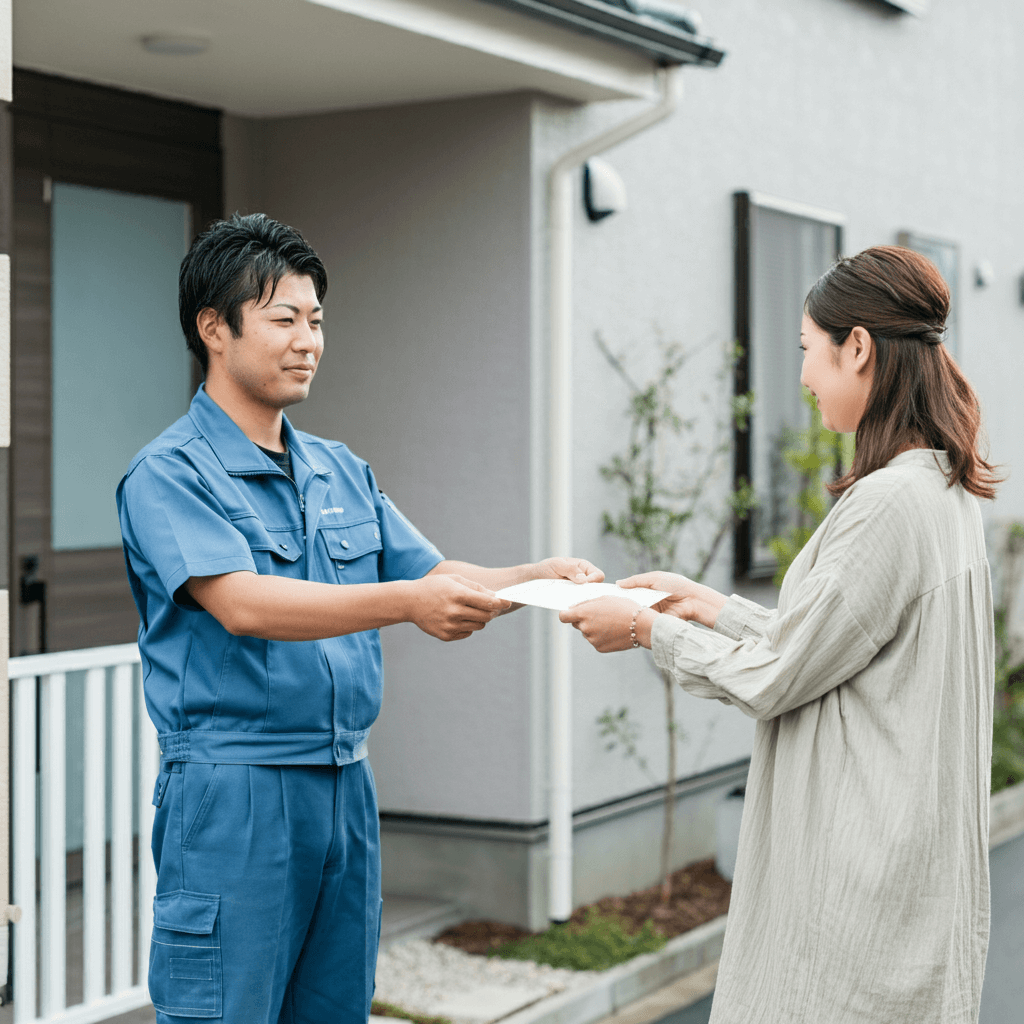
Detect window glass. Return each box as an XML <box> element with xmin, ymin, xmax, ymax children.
<box><xmin>51</xmin><ymin>183</ymin><xmax>192</xmax><ymax>550</ymax></box>
<box><xmin>737</xmin><ymin>196</ymin><xmax>842</xmax><ymax>576</ymax></box>
<box><xmin>896</xmin><ymin>230</ymin><xmax>959</xmax><ymax>359</ymax></box>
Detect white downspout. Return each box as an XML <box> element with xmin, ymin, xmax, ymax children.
<box><xmin>547</xmin><ymin>66</ymin><xmax>682</xmax><ymax>923</ymax></box>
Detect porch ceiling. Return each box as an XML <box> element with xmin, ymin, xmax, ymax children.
<box><xmin>14</xmin><ymin>0</ymin><xmax>659</xmax><ymax>118</ymax></box>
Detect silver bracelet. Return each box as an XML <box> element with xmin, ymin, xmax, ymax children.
<box><xmin>630</xmin><ymin>608</ymin><xmax>640</xmax><ymax>648</ymax></box>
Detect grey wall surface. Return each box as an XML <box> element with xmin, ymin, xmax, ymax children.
<box><xmin>531</xmin><ymin>0</ymin><xmax>1024</xmax><ymax>813</ymax></box>
<box><xmin>223</xmin><ymin>95</ymin><xmax>540</xmax><ymax>821</ymax></box>
<box><xmin>220</xmin><ymin>0</ymin><xmax>1024</xmax><ymax>844</ymax></box>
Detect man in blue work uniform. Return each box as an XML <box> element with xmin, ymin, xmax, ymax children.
<box><xmin>117</xmin><ymin>214</ymin><xmax>602</xmax><ymax>1024</ymax></box>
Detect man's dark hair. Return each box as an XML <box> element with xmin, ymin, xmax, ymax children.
<box><xmin>179</xmin><ymin>213</ymin><xmax>328</xmax><ymax>372</ymax></box>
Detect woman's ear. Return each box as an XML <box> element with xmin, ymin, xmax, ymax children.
<box><xmin>848</xmin><ymin>326</ymin><xmax>874</xmax><ymax>375</ymax></box>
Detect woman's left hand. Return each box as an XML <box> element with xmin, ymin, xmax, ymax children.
<box><xmin>559</xmin><ymin>596</ymin><xmax>654</xmax><ymax>652</ymax></box>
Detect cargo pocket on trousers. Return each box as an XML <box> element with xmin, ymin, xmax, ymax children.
<box><xmin>149</xmin><ymin>891</ymin><xmax>223</xmax><ymax>1018</ymax></box>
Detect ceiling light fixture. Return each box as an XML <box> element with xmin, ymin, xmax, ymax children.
<box><xmin>140</xmin><ymin>34</ymin><xmax>210</xmax><ymax>57</ymax></box>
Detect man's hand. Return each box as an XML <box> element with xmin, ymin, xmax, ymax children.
<box><xmin>559</xmin><ymin>596</ymin><xmax>655</xmax><ymax>653</ymax></box>
<box><xmin>533</xmin><ymin>556</ymin><xmax>605</xmax><ymax>585</ymax></box>
<box><xmin>618</xmin><ymin>572</ymin><xmax>727</xmax><ymax>630</ymax></box>
<box><xmin>406</xmin><ymin>574</ymin><xmax>511</xmax><ymax>642</ymax></box>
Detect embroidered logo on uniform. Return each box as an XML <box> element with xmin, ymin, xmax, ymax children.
<box><xmin>321</xmin><ymin>507</ymin><xmax>345</xmax><ymax>515</ymax></box>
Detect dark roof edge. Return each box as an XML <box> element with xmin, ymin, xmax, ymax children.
<box><xmin>479</xmin><ymin>0</ymin><xmax>725</xmax><ymax>67</ymax></box>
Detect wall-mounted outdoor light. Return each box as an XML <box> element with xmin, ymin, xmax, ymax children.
<box><xmin>974</xmin><ymin>260</ymin><xmax>994</xmax><ymax>289</ymax></box>
<box><xmin>140</xmin><ymin>34</ymin><xmax>210</xmax><ymax>56</ymax></box>
<box><xmin>583</xmin><ymin>157</ymin><xmax>627</xmax><ymax>222</ymax></box>
<box><xmin>1019</xmin><ymin>272</ymin><xmax>1024</xmax><ymax>305</ymax></box>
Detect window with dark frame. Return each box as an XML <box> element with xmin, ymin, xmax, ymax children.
<box><xmin>733</xmin><ymin>191</ymin><xmax>844</xmax><ymax>579</ymax></box>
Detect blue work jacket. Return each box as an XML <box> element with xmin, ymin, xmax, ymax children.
<box><xmin>117</xmin><ymin>386</ymin><xmax>443</xmax><ymax>770</ymax></box>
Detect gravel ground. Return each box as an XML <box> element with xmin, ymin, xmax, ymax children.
<box><xmin>375</xmin><ymin>938</ymin><xmax>598</xmax><ymax>1019</ymax></box>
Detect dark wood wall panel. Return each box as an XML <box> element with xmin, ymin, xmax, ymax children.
<box><xmin>9</xmin><ymin>70</ymin><xmax>222</xmax><ymax>653</ymax></box>
<box><xmin>11</xmin><ymin>168</ymin><xmax>51</xmax><ymax>655</ymax></box>
<box><xmin>13</xmin><ymin>114</ymin><xmax>222</xmax><ymax>228</ymax></box>
<box><xmin>12</xmin><ymin>70</ymin><xmax>221</xmax><ymax>152</ymax></box>
<box><xmin>0</xmin><ymin>106</ymin><xmax>13</xmax><ymax>594</ymax></box>
<box><xmin>50</xmin><ymin>548</ymin><xmax>140</xmax><ymax>651</ymax></box>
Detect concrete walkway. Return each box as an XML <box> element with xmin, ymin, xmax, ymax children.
<box><xmin>655</xmin><ymin>994</ymin><xmax>712</xmax><ymax>1024</ymax></box>
<box><xmin>980</xmin><ymin>829</ymin><xmax>1024</xmax><ymax>1022</ymax></box>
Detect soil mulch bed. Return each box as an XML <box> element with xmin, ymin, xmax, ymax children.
<box><xmin>433</xmin><ymin>858</ymin><xmax>731</xmax><ymax>955</ymax></box>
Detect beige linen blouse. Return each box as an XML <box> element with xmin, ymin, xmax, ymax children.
<box><xmin>652</xmin><ymin>450</ymin><xmax>994</xmax><ymax>1024</ymax></box>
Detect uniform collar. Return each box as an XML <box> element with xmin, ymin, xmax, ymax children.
<box><xmin>187</xmin><ymin>385</ymin><xmax>329</xmax><ymax>483</ymax></box>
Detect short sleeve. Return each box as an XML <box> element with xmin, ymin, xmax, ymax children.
<box><xmin>366</xmin><ymin>466</ymin><xmax>444</xmax><ymax>582</ymax></box>
<box><xmin>118</xmin><ymin>453</ymin><xmax>257</xmax><ymax>605</ymax></box>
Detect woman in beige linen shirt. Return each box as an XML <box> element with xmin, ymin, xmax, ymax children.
<box><xmin>563</xmin><ymin>246</ymin><xmax>999</xmax><ymax>1024</ymax></box>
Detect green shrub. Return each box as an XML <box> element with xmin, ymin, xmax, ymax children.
<box><xmin>491</xmin><ymin>908</ymin><xmax>666</xmax><ymax>971</ymax></box>
<box><xmin>992</xmin><ymin>524</ymin><xmax>1024</xmax><ymax>793</ymax></box>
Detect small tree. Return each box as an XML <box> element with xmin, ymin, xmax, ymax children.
<box><xmin>597</xmin><ymin>333</ymin><xmax>755</xmax><ymax>903</ymax></box>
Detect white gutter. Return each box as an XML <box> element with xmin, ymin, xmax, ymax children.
<box><xmin>547</xmin><ymin>65</ymin><xmax>682</xmax><ymax>922</ymax></box>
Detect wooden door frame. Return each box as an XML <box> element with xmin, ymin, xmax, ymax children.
<box><xmin>9</xmin><ymin>69</ymin><xmax>222</xmax><ymax>654</ymax></box>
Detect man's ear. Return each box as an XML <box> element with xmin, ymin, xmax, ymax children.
<box><xmin>197</xmin><ymin>307</ymin><xmax>228</xmax><ymax>359</ymax></box>
<box><xmin>848</xmin><ymin>326</ymin><xmax>874</xmax><ymax>375</ymax></box>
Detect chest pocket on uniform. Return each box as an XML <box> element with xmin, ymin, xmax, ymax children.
<box><xmin>320</xmin><ymin>519</ymin><xmax>383</xmax><ymax>584</ymax></box>
<box><xmin>232</xmin><ymin>515</ymin><xmax>304</xmax><ymax>575</ymax></box>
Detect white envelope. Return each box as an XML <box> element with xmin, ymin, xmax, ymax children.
<box><xmin>495</xmin><ymin>579</ymin><xmax>671</xmax><ymax>611</ymax></box>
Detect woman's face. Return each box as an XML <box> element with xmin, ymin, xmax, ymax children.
<box><xmin>799</xmin><ymin>314</ymin><xmax>874</xmax><ymax>434</ymax></box>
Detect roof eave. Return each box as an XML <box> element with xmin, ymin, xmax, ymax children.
<box><xmin>478</xmin><ymin>0</ymin><xmax>725</xmax><ymax>67</ymax></box>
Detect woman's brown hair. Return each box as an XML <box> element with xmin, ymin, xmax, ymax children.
<box><xmin>804</xmin><ymin>245</ymin><xmax>1000</xmax><ymax>499</ymax></box>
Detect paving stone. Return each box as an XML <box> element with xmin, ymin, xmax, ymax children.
<box><xmin>430</xmin><ymin>983</ymin><xmax>552</xmax><ymax>1023</ymax></box>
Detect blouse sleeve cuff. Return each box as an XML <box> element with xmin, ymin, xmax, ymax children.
<box><xmin>651</xmin><ymin>614</ymin><xmax>735</xmax><ymax>706</ymax></box>
<box><xmin>713</xmin><ymin>594</ymin><xmax>774</xmax><ymax>642</ymax></box>
<box><xmin>651</xmin><ymin>613</ymin><xmax>683</xmax><ymax>676</ymax></box>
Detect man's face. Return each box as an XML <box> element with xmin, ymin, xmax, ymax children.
<box><xmin>220</xmin><ymin>272</ymin><xmax>324</xmax><ymax>410</ymax></box>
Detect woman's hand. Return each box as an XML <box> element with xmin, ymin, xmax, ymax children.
<box><xmin>559</xmin><ymin>597</ymin><xmax>656</xmax><ymax>653</ymax></box>
<box><xmin>618</xmin><ymin>572</ymin><xmax>727</xmax><ymax>630</ymax></box>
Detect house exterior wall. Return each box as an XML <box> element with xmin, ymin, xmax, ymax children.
<box><xmin>223</xmin><ymin>93</ymin><xmax>541</xmax><ymax>823</ymax></box>
<box><xmin>220</xmin><ymin>0</ymin><xmax>1024</xmax><ymax>925</ymax></box>
<box><xmin>532</xmin><ymin>0</ymin><xmax>1024</xmax><ymax>817</ymax></box>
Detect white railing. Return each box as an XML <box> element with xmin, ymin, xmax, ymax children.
<box><xmin>8</xmin><ymin>644</ymin><xmax>159</xmax><ymax>1024</ymax></box>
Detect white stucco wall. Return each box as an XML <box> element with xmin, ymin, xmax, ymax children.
<box><xmin>221</xmin><ymin>0</ymin><xmax>1024</xmax><ymax>828</ymax></box>
<box><xmin>533</xmin><ymin>0</ymin><xmax>1024</xmax><ymax>811</ymax></box>
<box><xmin>224</xmin><ymin>94</ymin><xmax>540</xmax><ymax>821</ymax></box>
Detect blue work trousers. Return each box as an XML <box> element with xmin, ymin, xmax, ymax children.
<box><xmin>148</xmin><ymin>760</ymin><xmax>381</xmax><ymax>1023</ymax></box>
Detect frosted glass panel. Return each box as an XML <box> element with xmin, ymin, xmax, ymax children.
<box><xmin>52</xmin><ymin>183</ymin><xmax>192</xmax><ymax>550</ymax></box>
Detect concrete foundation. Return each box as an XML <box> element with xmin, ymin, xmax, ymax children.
<box><xmin>380</xmin><ymin>760</ymin><xmax>749</xmax><ymax>931</ymax></box>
